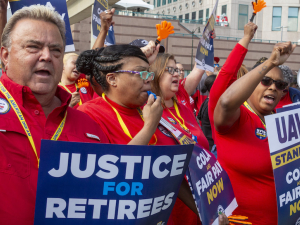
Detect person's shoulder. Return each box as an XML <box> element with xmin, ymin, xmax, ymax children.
<box><xmin>66</xmin><ymin>106</ymin><xmax>109</xmax><ymax>143</ymax></box>
<box><xmin>77</xmin><ymin>97</ymin><xmax>104</xmax><ymax>112</ymax></box>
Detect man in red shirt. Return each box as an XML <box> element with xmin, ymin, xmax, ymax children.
<box><xmin>0</xmin><ymin>5</ymin><xmax>109</xmax><ymax>225</ymax></box>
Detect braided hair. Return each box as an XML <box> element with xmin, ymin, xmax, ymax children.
<box><xmin>76</xmin><ymin>45</ymin><xmax>149</xmax><ymax>92</ymax></box>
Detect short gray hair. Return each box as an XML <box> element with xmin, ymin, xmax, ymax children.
<box><xmin>279</xmin><ymin>65</ymin><xmax>294</xmax><ymax>84</ymax></box>
<box><xmin>1</xmin><ymin>5</ymin><xmax>66</xmax><ymax>69</ymax></box>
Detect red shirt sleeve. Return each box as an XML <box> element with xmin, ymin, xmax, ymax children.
<box><xmin>208</xmin><ymin>43</ymin><xmax>248</xmax><ymax>138</ymax></box>
<box><xmin>176</xmin><ymin>78</ymin><xmax>194</xmax><ymax>113</ymax></box>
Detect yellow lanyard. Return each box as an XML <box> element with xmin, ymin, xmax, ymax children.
<box><xmin>102</xmin><ymin>93</ymin><xmax>157</xmax><ymax>145</ymax></box>
<box><xmin>167</xmin><ymin>100</ymin><xmax>190</xmax><ymax>132</ymax></box>
<box><xmin>59</xmin><ymin>82</ymin><xmax>82</xmax><ymax>106</ymax></box>
<box><xmin>243</xmin><ymin>101</ymin><xmax>266</xmax><ymax>128</ymax></box>
<box><xmin>0</xmin><ymin>81</ymin><xmax>67</xmax><ymax>167</ymax></box>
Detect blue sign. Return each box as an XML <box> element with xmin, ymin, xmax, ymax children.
<box><xmin>195</xmin><ymin>0</ymin><xmax>219</xmax><ymax>72</ymax></box>
<box><xmin>34</xmin><ymin>140</ymin><xmax>193</xmax><ymax>224</ymax></box>
<box><xmin>92</xmin><ymin>0</ymin><xmax>115</xmax><ymax>46</ymax></box>
<box><xmin>10</xmin><ymin>0</ymin><xmax>75</xmax><ymax>52</ymax></box>
<box><xmin>266</xmin><ymin>104</ymin><xmax>300</xmax><ymax>224</ymax></box>
<box><xmin>187</xmin><ymin>144</ymin><xmax>237</xmax><ymax>225</ymax></box>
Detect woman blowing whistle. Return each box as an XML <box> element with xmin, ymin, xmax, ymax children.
<box><xmin>209</xmin><ymin>21</ymin><xmax>296</xmax><ymax>224</ymax></box>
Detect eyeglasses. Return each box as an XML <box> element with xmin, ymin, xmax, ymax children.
<box><xmin>260</xmin><ymin>76</ymin><xmax>288</xmax><ymax>90</ymax></box>
<box><xmin>165</xmin><ymin>67</ymin><xmax>179</xmax><ymax>75</ymax></box>
<box><xmin>112</xmin><ymin>70</ymin><xmax>155</xmax><ymax>81</ymax></box>
<box><xmin>177</xmin><ymin>69</ymin><xmax>185</xmax><ymax>74</ymax></box>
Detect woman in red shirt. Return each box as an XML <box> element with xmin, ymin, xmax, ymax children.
<box><xmin>60</xmin><ymin>53</ymin><xmax>95</xmax><ymax>108</ymax></box>
<box><xmin>150</xmin><ymin>53</ymin><xmax>209</xmax><ymax>225</ymax></box>
<box><xmin>209</xmin><ymin>22</ymin><xmax>296</xmax><ymax>224</ymax></box>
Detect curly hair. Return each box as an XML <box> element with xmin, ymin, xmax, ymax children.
<box><xmin>76</xmin><ymin>45</ymin><xmax>149</xmax><ymax>92</ymax></box>
<box><xmin>279</xmin><ymin>65</ymin><xmax>294</xmax><ymax>85</ymax></box>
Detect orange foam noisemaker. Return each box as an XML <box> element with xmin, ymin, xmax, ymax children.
<box><xmin>250</xmin><ymin>0</ymin><xmax>266</xmax><ymax>22</ymax></box>
<box><xmin>155</xmin><ymin>21</ymin><xmax>174</xmax><ymax>45</ymax></box>
<box><xmin>77</xmin><ymin>78</ymin><xmax>89</xmax><ymax>90</ymax></box>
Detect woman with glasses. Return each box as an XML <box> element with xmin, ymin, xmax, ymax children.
<box><xmin>76</xmin><ymin>44</ymin><xmax>167</xmax><ymax>145</ymax></box>
<box><xmin>150</xmin><ymin>53</ymin><xmax>210</xmax><ymax>225</ymax></box>
<box><xmin>209</xmin><ymin>22</ymin><xmax>296</xmax><ymax>224</ymax></box>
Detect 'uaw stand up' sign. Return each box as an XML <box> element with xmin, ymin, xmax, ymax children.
<box><xmin>34</xmin><ymin>141</ymin><xmax>193</xmax><ymax>224</ymax></box>
<box><xmin>266</xmin><ymin>103</ymin><xmax>300</xmax><ymax>225</ymax></box>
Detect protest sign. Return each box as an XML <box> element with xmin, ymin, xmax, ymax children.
<box><xmin>34</xmin><ymin>140</ymin><xmax>193</xmax><ymax>224</ymax></box>
<box><xmin>10</xmin><ymin>0</ymin><xmax>75</xmax><ymax>52</ymax></box>
<box><xmin>92</xmin><ymin>0</ymin><xmax>115</xmax><ymax>46</ymax></box>
<box><xmin>195</xmin><ymin>0</ymin><xmax>219</xmax><ymax>72</ymax></box>
<box><xmin>187</xmin><ymin>144</ymin><xmax>237</xmax><ymax>225</ymax></box>
<box><xmin>265</xmin><ymin>104</ymin><xmax>300</xmax><ymax>224</ymax></box>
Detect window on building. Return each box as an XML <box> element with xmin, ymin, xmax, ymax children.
<box><xmin>185</xmin><ymin>13</ymin><xmax>189</xmax><ymax>23</ymax></box>
<box><xmin>272</xmin><ymin>7</ymin><xmax>282</xmax><ymax>31</ymax></box>
<box><xmin>168</xmin><ymin>0</ymin><xmax>172</xmax><ymax>3</ymax></box>
<box><xmin>238</xmin><ymin>4</ymin><xmax>248</xmax><ymax>30</ymax></box>
<box><xmin>206</xmin><ymin>8</ymin><xmax>209</xmax><ymax>21</ymax></box>
<box><xmin>153</xmin><ymin>0</ymin><xmax>156</xmax><ymax>8</ymax></box>
<box><xmin>173</xmin><ymin>0</ymin><xmax>177</xmax><ymax>1</ymax></box>
<box><xmin>288</xmin><ymin>7</ymin><xmax>298</xmax><ymax>31</ymax></box>
<box><xmin>199</xmin><ymin>10</ymin><xmax>203</xmax><ymax>24</ymax></box>
<box><xmin>157</xmin><ymin>0</ymin><xmax>161</xmax><ymax>7</ymax></box>
<box><xmin>192</xmin><ymin>12</ymin><xmax>196</xmax><ymax>22</ymax></box>
<box><xmin>162</xmin><ymin>0</ymin><xmax>166</xmax><ymax>5</ymax></box>
<box><xmin>222</xmin><ymin>5</ymin><xmax>227</xmax><ymax>15</ymax></box>
<box><xmin>179</xmin><ymin>15</ymin><xmax>183</xmax><ymax>22</ymax></box>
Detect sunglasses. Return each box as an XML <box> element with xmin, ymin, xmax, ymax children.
<box><xmin>260</xmin><ymin>76</ymin><xmax>288</xmax><ymax>90</ymax></box>
<box><xmin>165</xmin><ymin>67</ymin><xmax>179</xmax><ymax>75</ymax></box>
<box><xmin>214</xmin><ymin>64</ymin><xmax>219</xmax><ymax>67</ymax></box>
<box><xmin>112</xmin><ymin>70</ymin><xmax>155</xmax><ymax>81</ymax></box>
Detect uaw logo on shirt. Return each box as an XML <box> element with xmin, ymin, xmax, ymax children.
<box><xmin>255</xmin><ymin>128</ymin><xmax>267</xmax><ymax>140</ymax></box>
<box><xmin>181</xmin><ymin>100</ymin><xmax>187</xmax><ymax>105</ymax></box>
<box><xmin>167</xmin><ymin>117</ymin><xmax>177</xmax><ymax>125</ymax></box>
<box><xmin>0</xmin><ymin>98</ymin><xmax>10</xmax><ymax>114</ymax></box>
<box><xmin>80</xmin><ymin>87</ymin><xmax>87</xmax><ymax>94</ymax></box>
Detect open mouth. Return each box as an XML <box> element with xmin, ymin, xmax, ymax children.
<box><xmin>263</xmin><ymin>95</ymin><xmax>275</xmax><ymax>104</ymax></box>
<box><xmin>172</xmin><ymin>80</ymin><xmax>178</xmax><ymax>84</ymax></box>
<box><xmin>35</xmin><ymin>70</ymin><xmax>50</xmax><ymax>76</ymax></box>
<box><xmin>72</xmin><ymin>70</ymin><xmax>79</xmax><ymax>76</ymax></box>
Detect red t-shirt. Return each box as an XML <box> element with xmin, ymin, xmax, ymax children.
<box><xmin>215</xmin><ymin>106</ymin><xmax>277</xmax><ymax>224</ymax></box>
<box><xmin>275</xmin><ymin>91</ymin><xmax>293</xmax><ymax>110</ymax></box>
<box><xmin>208</xmin><ymin>44</ymin><xmax>278</xmax><ymax>224</ymax></box>
<box><xmin>78</xmin><ymin>96</ymin><xmax>178</xmax><ymax>145</ymax></box>
<box><xmin>176</xmin><ymin>78</ymin><xmax>194</xmax><ymax>113</ymax></box>
<box><xmin>59</xmin><ymin>78</ymin><xmax>94</xmax><ymax>109</ymax></box>
<box><xmin>163</xmin><ymin>102</ymin><xmax>208</xmax><ymax>225</ymax></box>
<box><xmin>0</xmin><ymin>73</ymin><xmax>108</xmax><ymax>225</ymax></box>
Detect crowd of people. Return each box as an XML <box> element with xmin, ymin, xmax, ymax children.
<box><xmin>0</xmin><ymin>1</ymin><xmax>298</xmax><ymax>225</ymax></box>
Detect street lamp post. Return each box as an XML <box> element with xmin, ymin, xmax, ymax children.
<box><xmin>276</xmin><ymin>26</ymin><xmax>288</xmax><ymax>42</ymax></box>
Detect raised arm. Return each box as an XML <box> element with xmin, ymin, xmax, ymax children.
<box><xmin>214</xmin><ymin>42</ymin><xmax>296</xmax><ymax>132</ymax></box>
<box><xmin>184</xmin><ymin>64</ymin><xmax>205</xmax><ymax>96</ymax></box>
<box><xmin>184</xmin><ymin>31</ymin><xmax>216</xmax><ymax>96</ymax></box>
<box><xmin>0</xmin><ymin>0</ymin><xmax>8</xmax><ymax>41</ymax></box>
<box><xmin>92</xmin><ymin>8</ymin><xmax>115</xmax><ymax>50</ymax></box>
<box><xmin>208</xmin><ymin>22</ymin><xmax>256</xmax><ymax>130</ymax></box>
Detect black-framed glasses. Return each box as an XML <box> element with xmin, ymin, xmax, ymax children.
<box><xmin>112</xmin><ymin>70</ymin><xmax>155</xmax><ymax>81</ymax></box>
<box><xmin>177</xmin><ymin>68</ymin><xmax>185</xmax><ymax>74</ymax></box>
<box><xmin>261</xmin><ymin>76</ymin><xmax>288</xmax><ymax>90</ymax></box>
<box><xmin>165</xmin><ymin>67</ymin><xmax>179</xmax><ymax>75</ymax></box>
